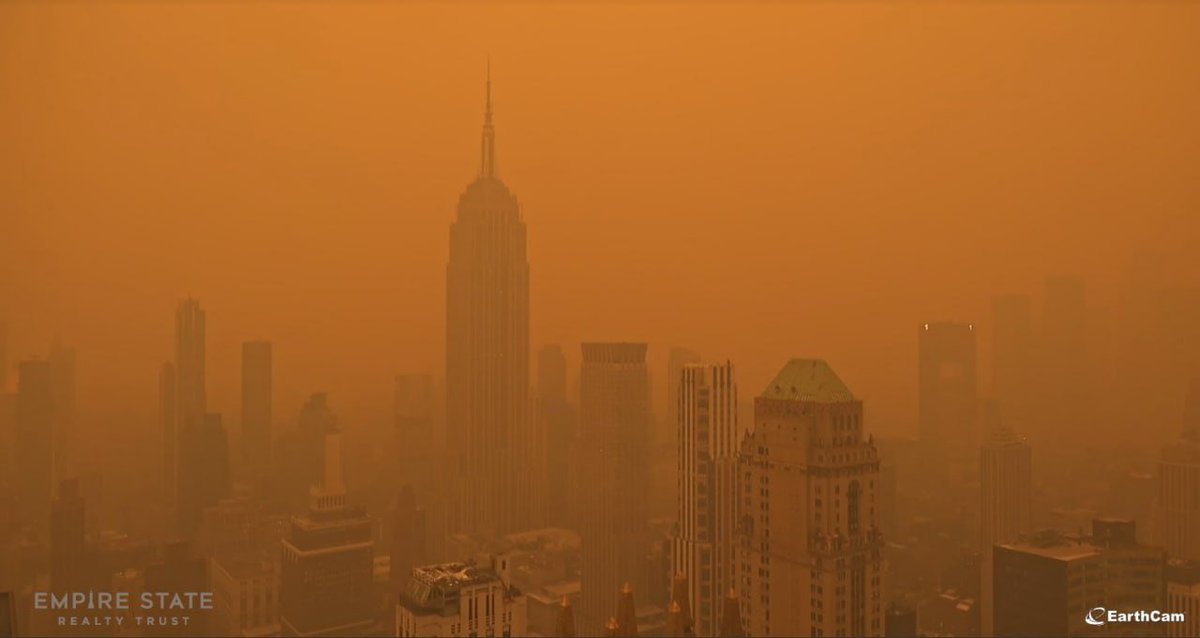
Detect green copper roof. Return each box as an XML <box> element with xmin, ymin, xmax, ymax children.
<box><xmin>761</xmin><ymin>359</ymin><xmax>855</xmax><ymax>403</ymax></box>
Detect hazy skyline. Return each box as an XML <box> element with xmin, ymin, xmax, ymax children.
<box><xmin>2</xmin><ymin>2</ymin><xmax>1198</xmax><ymax>444</ymax></box>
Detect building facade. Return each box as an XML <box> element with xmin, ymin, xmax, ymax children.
<box><xmin>671</xmin><ymin>361</ymin><xmax>742</xmax><ymax>637</ymax></box>
<box><xmin>918</xmin><ymin>322</ymin><xmax>978</xmax><ymax>451</ymax></box>
<box><xmin>279</xmin><ymin>431</ymin><xmax>376</xmax><ymax>636</ymax></box>
<box><xmin>445</xmin><ymin>70</ymin><xmax>537</xmax><ymax>537</ymax></box>
<box><xmin>980</xmin><ymin>421</ymin><xmax>1033</xmax><ymax>635</ymax></box>
<box><xmin>1157</xmin><ymin>380</ymin><xmax>1200</xmax><ymax>562</ymax></box>
<box><xmin>538</xmin><ymin>345</ymin><xmax>576</xmax><ymax>529</ymax></box>
<box><xmin>241</xmin><ymin>341</ymin><xmax>273</xmax><ymax>479</ymax></box>
<box><xmin>994</xmin><ymin>520</ymin><xmax>1167</xmax><ymax>637</ymax></box>
<box><xmin>211</xmin><ymin>555</ymin><xmax>281</xmax><ymax>637</ymax></box>
<box><xmin>177</xmin><ymin>413</ymin><xmax>231</xmax><ymax>538</ymax></box>
<box><xmin>396</xmin><ymin>560</ymin><xmax>527</xmax><ymax>638</ymax></box>
<box><xmin>737</xmin><ymin>359</ymin><xmax>885</xmax><ymax>637</ymax></box>
<box><xmin>665</xmin><ymin>347</ymin><xmax>701</xmax><ymax>450</ymax></box>
<box><xmin>577</xmin><ymin>343</ymin><xmax>653</xmax><ymax>634</ymax></box>
<box><xmin>50</xmin><ymin>478</ymin><xmax>89</xmax><ymax>593</ymax></box>
<box><xmin>1166</xmin><ymin>560</ymin><xmax>1200</xmax><ymax>638</ymax></box>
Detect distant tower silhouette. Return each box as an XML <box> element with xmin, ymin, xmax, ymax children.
<box><xmin>168</xmin><ymin>298</ymin><xmax>206</xmax><ymax>531</ymax></box>
<box><xmin>918</xmin><ymin>322</ymin><xmax>978</xmax><ymax>450</ymax></box>
<box><xmin>15</xmin><ymin>359</ymin><xmax>54</xmax><ymax>530</ymax></box>
<box><xmin>50</xmin><ymin>478</ymin><xmax>87</xmax><ymax>592</ymax></box>
<box><xmin>48</xmin><ymin>339</ymin><xmax>75</xmax><ymax>484</ymax></box>
<box><xmin>991</xmin><ymin>294</ymin><xmax>1035</xmax><ymax>429</ymax></box>
<box><xmin>174</xmin><ymin>299</ymin><xmax>207</xmax><ymax>432</ymax></box>
<box><xmin>539</xmin><ymin>344</ymin><xmax>577</xmax><ymax>528</ymax></box>
<box><xmin>241</xmin><ymin>341</ymin><xmax>273</xmax><ymax>480</ymax></box>
<box><xmin>445</xmin><ymin>65</ymin><xmax>538</xmax><ymax>536</ymax></box>
<box><xmin>177</xmin><ymin>413</ymin><xmax>231</xmax><ymax>537</ymax></box>
<box><xmin>159</xmin><ymin>361</ymin><xmax>177</xmax><ymax>507</ymax></box>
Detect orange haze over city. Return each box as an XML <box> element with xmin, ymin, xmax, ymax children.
<box><xmin>2</xmin><ymin>1</ymin><xmax>1198</xmax><ymax>443</ymax></box>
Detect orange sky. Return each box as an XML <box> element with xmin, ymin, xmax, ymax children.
<box><xmin>1</xmin><ymin>2</ymin><xmax>1198</xmax><ymax>439</ymax></box>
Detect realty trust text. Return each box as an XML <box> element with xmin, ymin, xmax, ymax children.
<box><xmin>33</xmin><ymin>591</ymin><xmax>213</xmax><ymax>628</ymax></box>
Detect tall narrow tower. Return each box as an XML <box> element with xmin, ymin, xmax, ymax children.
<box><xmin>578</xmin><ymin>343</ymin><xmax>652</xmax><ymax>635</ymax></box>
<box><xmin>979</xmin><ymin>408</ymin><xmax>1032</xmax><ymax>636</ymax></box>
<box><xmin>671</xmin><ymin>361</ymin><xmax>741</xmax><ymax>637</ymax></box>
<box><xmin>48</xmin><ymin>340</ymin><xmax>75</xmax><ymax>483</ymax></box>
<box><xmin>918</xmin><ymin>322</ymin><xmax>978</xmax><ymax>451</ymax></box>
<box><xmin>1156</xmin><ymin>376</ymin><xmax>1200</xmax><ymax>561</ymax></box>
<box><xmin>737</xmin><ymin>359</ymin><xmax>884</xmax><ymax>637</ymax></box>
<box><xmin>241</xmin><ymin>341</ymin><xmax>273</xmax><ymax>479</ymax></box>
<box><xmin>15</xmin><ymin>359</ymin><xmax>54</xmax><ymax>530</ymax></box>
<box><xmin>445</xmin><ymin>66</ymin><xmax>536</xmax><ymax>536</ymax></box>
<box><xmin>175</xmin><ymin>299</ymin><xmax>207</xmax><ymax>431</ymax></box>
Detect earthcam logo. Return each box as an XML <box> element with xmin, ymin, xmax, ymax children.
<box><xmin>1085</xmin><ymin>607</ymin><xmax>1107</xmax><ymax>626</ymax></box>
<box><xmin>1085</xmin><ymin>606</ymin><xmax>1185</xmax><ymax>626</ymax></box>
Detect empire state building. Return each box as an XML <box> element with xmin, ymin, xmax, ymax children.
<box><xmin>445</xmin><ymin>68</ymin><xmax>539</xmax><ymax>536</ymax></box>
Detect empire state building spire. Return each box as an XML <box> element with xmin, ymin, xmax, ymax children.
<box><xmin>481</xmin><ymin>59</ymin><xmax>496</xmax><ymax>178</ymax></box>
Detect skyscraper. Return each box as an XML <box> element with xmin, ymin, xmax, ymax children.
<box><xmin>578</xmin><ymin>343</ymin><xmax>652</xmax><ymax>634</ymax></box>
<box><xmin>177</xmin><ymin>413</ymin><xmax>231</xmax><ymax>538</ymax></box>
<box><xmin>737</xmin><ymin>359</ymin><xmax>884</xmax><ymax>637</ymax></box>
<box><xmin>1166</xmin><ymin>560</ymin><xmax>1200</xmax><ymax>638</ymax></box>
<box><xmin>395</xmin><ymin>374</ymin><xmax>436</xmax><ymax>498</ymax></box>
<box><xmin>241</xmin><ymin>340</ymin><xmax>273</xmax><ymax>478</ymax></box>
<box><xmin>445</xmin><ymin>68</ymin><xmax>536</xmax><ymax>536</ymax></box>
<box><xmin>48</xmin><ymin>341</ymin><xmax>75</xmax><ymax>485</ymax></box>
<box><xmin>274</xmin><ymin>393</ymin><xmax>340</xmax><ymax>513</ymax></box>
<box><xmin>174</xmin><ymin>298</ymin><xmax>207</xmax><ymax>431</ymax></box>
<box><xmin>1156</xmin><ymin>378</ymin><xmax>1200</xmax><ymax>561</ymax></box>
<box><xmin>671</xmin><ymin>361</ymin><xmax>741</xmax><ymax>637</ymax></box>
<box><xmin>918</xmin><ymin>322</ymin><xmax>978</xmax><ymax>450</ymax></box>
<box><xmin>390</xmin><ymin>484</ymin><xmax>428</xmax><ymax>595</ymax></box>
<box><xmin>1040</xmin><ymin>276</ymin><xmax>1088</xmax><ymax>440</ymax></box>
<box><xmin>159</xmin><ymin>361</ymin><xmax>177</xmax><ymax>508</ymax></box>
<box><xmin>539</xmin><ymin>345</ymin><xmax>576</xmax><ymax>528</ymax></box>
<box><xmin>50</xmin><ymin>477</ymin><xmax>89</xmax><ymax>593</ymax></box>
<box><xmin>995</xmin><ymin>521</ymin><xmax>1166</xmax><ymax>637</ymax></box>
<box><xmin>990</xmin><ymin>294</ymin><xmax>1035</xmax><ymax>428</ymax></box>
<box><xmin>280</xmin><ymin>429</ymin><xmax>376</xmax><ymax>637</ymax></box>
<box><xmin>665</xmin><ymin>347</ymin><xmax>701</xmax><ymax>450</ymax></box>
<box><xmin>15</xmin><ymin>359</ymin><xmax>54</xmax><ymax>530</ymax></box>
<box><xmin>979</xmin><ymin>411</ymin><xmax>1032</xmax><ymax>636</ymax></box>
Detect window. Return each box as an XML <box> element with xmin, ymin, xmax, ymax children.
<box><xmin>847</xmin><ymin>481</ymin><xmax>861</xmax><ymax>534</ymax></box>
